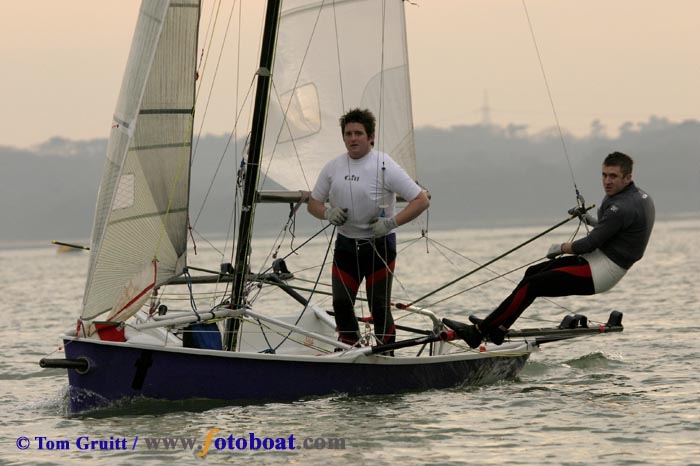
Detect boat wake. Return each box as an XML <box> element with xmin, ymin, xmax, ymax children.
<box><xmin>28</xmin><ymin>384</ymin><xmax>73</xmax><ymax>417</ymax></box>
<box><xmin>563</xmin><ymin>351</ymin><xmax>625</xmax><ymax>370</ymax></box>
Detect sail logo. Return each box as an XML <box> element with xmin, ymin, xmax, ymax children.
<box><xmin>344</xmin><ymin>174</ymin><xmax>359</xmax><ymax>182</ymax></box>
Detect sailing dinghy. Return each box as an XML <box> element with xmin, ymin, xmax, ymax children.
<box><xmin>40</xmin><ymin>0</ymin><xmax>623</xmax><ymax>413</ymax></box>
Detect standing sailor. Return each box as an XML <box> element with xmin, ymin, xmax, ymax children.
<box><xmin>308</xmin><ymin>108</ymin><xmax>430</xmax><ymax>346</ymax></box>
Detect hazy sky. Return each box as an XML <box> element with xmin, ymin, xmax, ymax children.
<box><xmin>3</xmin><ymin>0</ymin><xmax>698</xmax><ymax>148</ymax></box>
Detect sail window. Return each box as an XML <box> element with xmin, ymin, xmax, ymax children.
<box><xmin>113</xmin><ymin>173</ymin><xmax>135</xmax><ymax>210</ymax></box>
<box><xmin>278</xmin><ymin>83</ymin><xmax>321</xmax><ymax>143</ymax></box>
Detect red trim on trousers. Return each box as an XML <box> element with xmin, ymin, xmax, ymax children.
<box><xmin>491</xmin><ymin>283</ymin><xmax>530</xmax><ymax>328</ymax></box>
<box><xmin>553</xmin><ymin>265</ymin><xmax>592</xmax><ymax>278</ymax></box>
<box><xmin>365</xmin><ymin>260</ymin><xmax>395</xmax><ymax>288</ymax></box>
<box><xmin>332</xmin><ymin>264</ymin><xmax>359</xmax><ymax>293</ymax></box>
<box><xmin>382</xmin><ymin>324</ymin><xmax>397</xmax><ymax>343</ymax></box>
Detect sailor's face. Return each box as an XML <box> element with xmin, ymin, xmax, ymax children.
<box><xmin>602</xmin><ymin>164</ymin><xmax>631</xmax><ymax>196</ymax></box>
<box><xmin>343</xmin><ymin>122</ymin><xmax>373</xmax><ymax>159</ymax></box>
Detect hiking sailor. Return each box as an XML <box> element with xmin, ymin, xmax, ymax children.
<box><xmin>444</xmin><ymin>151</ymin><xmax>655</xmax><ymax>348</ymax></box>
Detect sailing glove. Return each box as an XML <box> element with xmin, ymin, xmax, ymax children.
<box><xmin>568</xmin><ymin>206</ymin><xmax>597</xmax><ymax>226</ymax></box>
<box><xmin>369</xmin><ymin>216</ymin><xmax>398</xmax><ymax>237</ymax></box>
<box><xmin>324</xmin><ymin>207</ymin><xmax>348</xmax><ymax>226</ymax></box>
<box><xmin>546</xmin><ymin>243</ymin><xmax>564</xmax><ymax>259</ymax></box>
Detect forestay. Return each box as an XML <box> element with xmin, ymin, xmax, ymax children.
<box><xmin>81</xmin><ymin>0</ymin><xmax>200</xmax><ymax>326</ymax></box>
<box><xmin>261</xmin><ymin>0</ymin><xmax>417</xmax><ymax>191</ymax></box>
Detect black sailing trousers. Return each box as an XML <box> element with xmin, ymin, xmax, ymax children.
<box><xmin>481</xmin><ymin>255</ymin><xmax>596</xmax><ymax>333</ymax></box>
<box><xmin>331</xmin><ymin>233</ymin><xmax>397</xmax><ymax>345</ymax></box>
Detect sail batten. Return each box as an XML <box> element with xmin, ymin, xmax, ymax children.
<box><xmin>81</xmin><ymin>0</ymin><xmax>200</xmax><ymax>323</ymax></box>
<box><xmin>139</xmin><ymin>108</ymin><xmax>193</xmax><ymax>114</ymax></box>
<box><xmin>129</xmin><ymin>142</ymin><xmax>192</xmax><ymax>151</ymax></box>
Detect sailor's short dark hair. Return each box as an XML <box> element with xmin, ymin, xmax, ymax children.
<box><xmin>339</xmin><ymin>108</ymin><xmax>376</xmax><ymax>137</ymax></box>
<box><xmin>604</xmin><ymin>151</ymin><xmax>634</xmax><ymax>176</ymax></box>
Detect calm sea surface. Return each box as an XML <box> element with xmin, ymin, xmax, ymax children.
<box><xmin>1</xmin><ymin>218</ymin><xmax>698</xmax><ymax>465</ymax></box>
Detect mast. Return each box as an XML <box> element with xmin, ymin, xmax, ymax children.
<box><xmin>224</xmin><ymin>0</ymin><xmax>282</xmax><ymax>351</ymax></box>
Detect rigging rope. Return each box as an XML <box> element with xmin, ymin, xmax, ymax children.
<box><xmin>190</xmin><ymin>78</ymin><xmax>256</xmax><ymax>229</ymax></box>
<box><xmin>259</xmin><ymin>1</ymin><xmax>327</xmax><ymax>192</ymax></box>
<box><xmin>331</xmin><ymin>0</ymin><xmax>346</xmax><ymax>112</ymax></box>
<box><xmin>260</xmin><ymin>225</ymin><xmax>336</xmax><ymax>353</ymax></box>
<box><xmin>257</xmin><ymin>223</ymin><xmax>333</xmax><ymax>277</ymax></box>
<box><xmin>391</xmin><ymin>5</ymin><xmax>596</xmax><ymax>311</ymax></box>
<box><xmin>423</xmin><ymin>236</ymin><xmax>576</xmax><ymax>313</ymax></box>
<box><xmin>192</xmin><ymin>0</ymin><xmax>241</xmax><ymax>161</ymax></box>
<box><xmin>405</xmin><ymin>213</ymin><xmax>583</xmax><ymax>308</ymax></box>
<box><xmin>154</xmin><ymin>0</ymin><xmax>231</xmax><ymax>263</ymax></box>
<box><xmin>521</xmin><ymin>0</ymin><xmax>584</xmax><ymax>209</ymax></box>
<box><xmin>188</xmin><ymin>1</ymin><xmax>266</xmax><ymax>293</ymax></box>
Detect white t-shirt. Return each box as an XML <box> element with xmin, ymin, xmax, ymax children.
<box><xmin>311</xmin><ymin>150</ymin><xmax>422</xmax><ymax>239</ymax></box>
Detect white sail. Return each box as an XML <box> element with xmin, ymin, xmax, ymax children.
<box><xmin>81</xmin><ymin>0</ymin><xmax>200</xmax><ymax>323</ymax></box>
<box><xmin>261</xmin><ymin>0</ymin><xmax>416</xmax><ymax>191</ymax></box>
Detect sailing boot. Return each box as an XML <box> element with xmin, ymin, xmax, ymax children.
<box><xmin>468</xmin><ymin>315</ymin><xmax>484</xmax><ymax>325</ymax></box>
<box><xmin>442</xmin><ymin>318</ymin><xmax>483</xmax><ymax>349</ymax></box>
<box><xmin>486</xmin><ymin>327</ymin><xmax>506</xmax><ymax>345</ymax></box>
<box><xmin>469</xmin><ymin>315</ymin><xmax>507</xmax><ymax>345</ymax></box>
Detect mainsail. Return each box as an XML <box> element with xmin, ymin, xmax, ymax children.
<box><xmin>261</xmin><ymin>0</ymin><xmax>417</xmax><ymax>191</ymax></box>
<box><xmin>81</xmin><ymin>0</ymin><xmax>200</xmax><ymax>324</ymax></box>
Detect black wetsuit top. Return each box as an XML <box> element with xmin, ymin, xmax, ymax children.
<box><xmin>571</xmin><ymin>181</ymin><xmax>655</xmax><ymax>269</ymax></box>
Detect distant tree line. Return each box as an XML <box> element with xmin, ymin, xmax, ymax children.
<box><xmin>1</xmin><ymin>117</ymin><xmax>697</xmax><ymax>243</ymax></box>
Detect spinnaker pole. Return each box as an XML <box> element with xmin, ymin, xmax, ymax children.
<box><xmin>224</xmin><ymin>0</ymin><xmax>282</xmax><ymax>351</ymax></box>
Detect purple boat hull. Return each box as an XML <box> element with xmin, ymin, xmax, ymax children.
<box><xmin>64</xmin><ymin>338</ymin><xmax>530</xmax><ymax>413</ymax></box>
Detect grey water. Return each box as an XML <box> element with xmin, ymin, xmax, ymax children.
<box><xmin>1</xmin><ymin>218</ymin><xmax>698</xmax><ymax>465</ymax></box>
